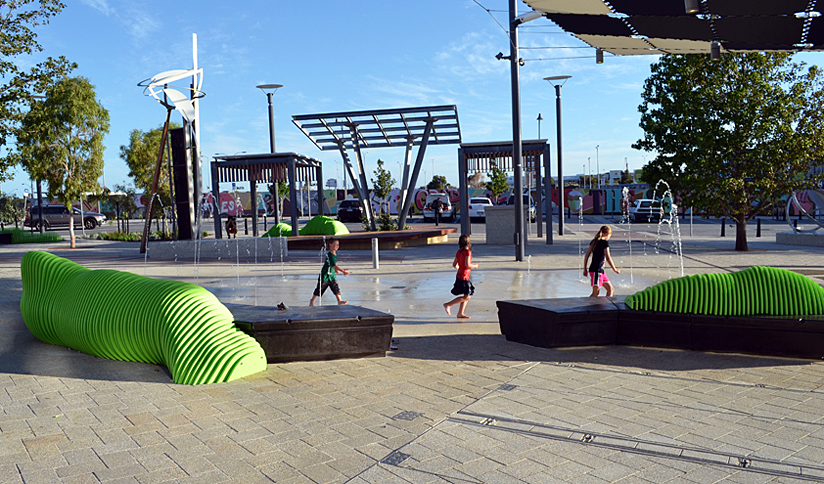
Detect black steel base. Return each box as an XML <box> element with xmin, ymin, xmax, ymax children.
<box><xmin>231</xmin><ymin>304</ymin><xmax>394</xmax><ymax>363</ymax></box>
<box><xmin>497</xmin><ymin>297</ymin><xmax>824</xmax><ymax>359</ymax></box>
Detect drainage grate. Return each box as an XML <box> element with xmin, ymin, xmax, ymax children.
<box><xmin>393</xmin><ymin>411</ymin><xmax>423</xmax><ymax>421</ymax></box>
<box><xmin>498</xmin><ymin>384</ymin><xmax>517</xmax><ymax>391</ymax></box>
<box><xmin>381</xmin><ymin>451</ymin><xmax>411</xmax><ymax>466</ymax></box>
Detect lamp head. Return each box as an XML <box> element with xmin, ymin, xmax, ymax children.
<box><xmin>544</xmin><ymin>75</ymin><xmax>572</xmax><ymax>87</ymax></box>
<box><xmin>256</xmin><ymin>84</ymin><xmax>283</xmax><ymax>93</ymax></box>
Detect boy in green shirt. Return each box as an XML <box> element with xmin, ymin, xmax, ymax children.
<box><xmin>309</xmin><ymin>237</ymin><xmax>350</xmax><ymax>306</ymax></box>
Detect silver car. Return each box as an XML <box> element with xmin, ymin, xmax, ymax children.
<box><xmin>26</xmin><ymin>204</ymin><xmax>107</xmax><ymax>230</ymax></box>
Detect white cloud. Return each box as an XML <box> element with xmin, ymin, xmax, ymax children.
<box><xmin>79</xmin><ymin>0</ymin><xmax>112</xmax><ymax>16</ymax></box>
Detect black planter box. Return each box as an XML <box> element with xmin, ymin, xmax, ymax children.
<box><xmin>230</xmin><ymin>304</ymin><xmax>394</xmax><ymax>363</ymax></box>
<box><xmin>497</xmin><ymin>297</ymin><xmax>824</xmax><ymax>359</ymax></box>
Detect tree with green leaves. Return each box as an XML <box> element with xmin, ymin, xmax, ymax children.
<box><xmin>119</xmin><ymin>122</ymin><xmax>181</xmax><ymax>220</ymax></box>
<box><xmin>0</xmin><ymin>0</ymin><xmax>76</xmax><ymax>178</ymax></box>
<box><xmin>0</xmin><ymin>195</ymin><xmax>25</xmax><ymax>228</ymax></box>
<box><xmin>485</xmin><ymin>162</ymin><xmax>508</xmax><ymax>204</ymax></box>
<box><xmin>371</xmin><ymin>159</ymin><xmax>395</xmax><ymax>214</ymax></box>
<box><xmin>17</xmin><ymin>76</ymin><xmax>109</xmax><ymax>247</ymax></box>
<box><xmin>110</xmin><ymin>183</ymin><xmax>139</xmax><ymax>232</ymax></box>
<box><xmin>634</xmin><ymin>52</ymin><xmax>824</xmax><ymax>251</ymax></box>
<box><xmin>268</xmin><ymin>180</ymin><xmax>288</xmax><ymax>217</ymax></box>
<box><xmin>426</xmin><ymin>175</ymin><xmax>448</xmax><ymax>192</ymax></box>
<box><xmin>621</xmin><ymin>169</ymin><xmax>633</xmax><ymax>184</ymax></box>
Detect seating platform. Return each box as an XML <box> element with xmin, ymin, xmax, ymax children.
<box><xmin>230</xmin><ymin>304</ymin><xmax>394</xmax><ymax>363</ymax></box>
<box><xmin>285</xmin><ymin>226</ymin><xmax>456</xmax><ymax>250</ymax></box>
<box><xmin>497</xmin><ymin>297</ymin><xmax>824</xmax><ymax>359</ymax></box>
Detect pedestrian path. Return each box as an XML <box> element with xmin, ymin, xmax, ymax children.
<box><xmin>0</xmin><ymin>227</ymin><xmax>823</xmax><ymax>483</ymax></box>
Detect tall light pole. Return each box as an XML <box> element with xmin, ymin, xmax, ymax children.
<box><xmin>257</xmin><ymin>83</ymin><xmax>282</xmax><ymax>223</ymax></box>
<box><xmin>596</xmin><ymin>144</ymin><xmax>600</xmax><ymax>189</ymax></box>
<box><xmin>505</xmin><ymin>4</ymin><xmax>543</xmax><ymax>261</ymax></box>
<box><xmin>545</xmin><ymin>75</ymin><xmax>570</xmax><ymax>236</ymax></box>
<box><xmin>537</xmin><ymin>113</ymin><xmax>543</xmax><ymax>139</ymax></box>
<box><xmin>588</xmin><ymin>157</ymin><xmax>592</xmax><ymax>189</ymax></box>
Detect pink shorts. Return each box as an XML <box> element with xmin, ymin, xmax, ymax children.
<box><xmin>590</xmin><ymin>272</ymin><xmax>610</xmax><ymax>288</ymax></box>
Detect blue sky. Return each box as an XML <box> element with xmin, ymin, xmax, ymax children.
<box><xmin>5</xmin><ymin>0</ymin><xmax>822</xmax><ymax>196</ymax></box>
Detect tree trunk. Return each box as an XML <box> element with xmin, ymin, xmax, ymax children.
<box><xmin>735</xmin><ymin>219</ymin><xmax>748</xmax><ymax>251</ymax></box>
<box><xmin>69</xmin><ymin>218</ymin><xmax>76</xmax><ymax>249</ymax></box>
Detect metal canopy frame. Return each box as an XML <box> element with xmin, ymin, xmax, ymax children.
<box><xmin>293</xmin><ymin>105</ymin><xmax>461</xmax><ymax>231</ymax></box>
<box><xmin>458</xmin><ymin>140</ymin><xmax>552</xmax><ymax>244</ymax></box>
<box><xmin>211</xmin><ymin>152</ymin><xmax>324</xmax><ymax>238</ymax></box>
<box><xmin>525</xmin><ymin>0</ymin><xmax>824</xmax><ymax>55</ymax></box>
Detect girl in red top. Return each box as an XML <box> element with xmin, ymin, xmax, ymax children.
<box><xmin>444</xmin><ymin>234</ymin><xmax>478</xmax><ymax>319</ymax></box>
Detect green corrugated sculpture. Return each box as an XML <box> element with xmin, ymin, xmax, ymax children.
<box><xmin>20</xmin><ymin>251</ymin><xmax>267</xmax><ymax>385</ymax></box>
<box><xmin>625</xmin><ymin>266</ymin><xmax>824</xmax><ymax>316</ymax></box>
<box><xmin>262</xmin><ymin>216</ymin><xmax>350</xmax><ymax>238</ymax></box>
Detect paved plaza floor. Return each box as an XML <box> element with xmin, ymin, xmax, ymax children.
<box><xmin>2</xmin><ymin>215</ymin><xmax>824</xmax><ymax>483</ymax></box>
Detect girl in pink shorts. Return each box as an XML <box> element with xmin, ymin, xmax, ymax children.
<box><xmin>583</xmin><ymin>225</ymin><xmax>621</xmax><ymax>297</ymax></box>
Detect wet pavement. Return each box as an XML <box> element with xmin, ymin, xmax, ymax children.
<box><xmin>1</xmin><ymin>215</ymin><xmax>824</xmax><ymax>483</ymax></box>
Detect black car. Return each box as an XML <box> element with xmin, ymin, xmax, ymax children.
<box><xmin>337</xmin><ymin>199</ymin><xmax>363</xmax><ymax>222</ymax></box>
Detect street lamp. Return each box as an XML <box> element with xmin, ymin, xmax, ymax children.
<box><xmin>596</xmin><ymin>144</ymin><xmax>600</xmax><ymax>189</ymax></box>
<box><xmin>537</xmin><ymin>113</ymin><xmax>543</xmax><ymax>139</ymax></box>
<box><xmin>588</xmin><ymin>157</ymin><xmax>591</xmax><ymax>189</ymax></box>
<box><xmin>257</xmin><ymin>83</ymin><xmax>282</xmax><ymax>223</ymax></box>
<box><xmin>544</xmin><ymin>75</ymin><xmax>571</xmax><ymax>236</ymax></box>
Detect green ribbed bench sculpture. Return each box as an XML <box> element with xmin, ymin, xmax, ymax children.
<box><xmin>625</xmin><ymin>266</ymin><xmax>824</xmax><ymax>315</ymax></box>
<box><xmin>20</xmin><ymin>251</ymin><xmax>266</xmax><ymax>384</ymax></box>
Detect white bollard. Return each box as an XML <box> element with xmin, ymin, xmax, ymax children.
<box><xmin>372</xmin><ymin>237</ymin><xmax>379</xmax><ymax>269</ymax></box>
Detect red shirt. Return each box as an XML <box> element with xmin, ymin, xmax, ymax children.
<box><xmin>455</xmin><ymin>249</ymin><xmax>472</xmax><ymax>280</ymax></box>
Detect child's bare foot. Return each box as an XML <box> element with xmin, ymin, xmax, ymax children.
<box><xmin>338</xmin><ymin>300</ymin><xmax>348</xmax><ymax>305</ymax></box>
<box><xmin>309</xmin><ymin>301</ymin><xmax>314</xmax><ymax>306</ymax></box>
<box><xmin>457</xmin><ymin>314</ymin><xmax>471</xmax><ymax>319</ymax></box>
<box><xmin>443</xmin><ymin>303</ymin><xmax>451</xmax><ymax>316</ymax></box>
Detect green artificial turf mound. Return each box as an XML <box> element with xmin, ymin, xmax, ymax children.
<box><xmin>299</xmin><ymin>215</ymin><xmax>350</xmax><ymax>236</ymax></box>
<box><xmin>262</xmin><ymin>223</ymin><xmax>292</xmax><ymax>237</ymax></box>
<box><xmin>261</xmin><ymin>216</ymin><xmax>349</xmax><ymax>238</ymax></box>
<box><xmin>624</xmin><ymin>266</ymin><xmax>824</xmax><ymax>316</ymax></box>
<box><xmin>20</xmin><ymin>251</ymin><xmax>266</xmax><ymax>384</ymax></box>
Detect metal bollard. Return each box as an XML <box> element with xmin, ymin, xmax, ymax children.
<box><xmin>263</xmin><ymin>215</ymin><xmax>267</xmax><ymax>231</ymax></box>
<box><xmin>372</xmin><ymin>237</ymin><xmax>379</xmax><ymax>269</ymax></box>
<box><xmin>244</xmin><ymin>218</ymin><xmax>248</xmax><ymax>235</ymax></box>
<box><xmin>756</xmin><ymin>218</ymin><xmax>761</xmax><ymax>237</ymax></box>
<box><xmin>720</xmin><ymin>218</ymin><xmax>726</xmax><ymax>237</ymax></box>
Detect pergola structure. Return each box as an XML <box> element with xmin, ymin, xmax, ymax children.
<box><xmin>293</xmin><ymin>105</ymin><xmax>461</xmax><ymax>231</ymax></box>
<box><xmin>210</xmin><ymin>152</ymin><xmax>324</xmax><ymax>238</ymax></box>
<box><xmin>524</xmin><ymin>0</ymin><xmax>824</xmax><ymax>54</ymax></box>
<box><xmin>458</xmin><ymin>140</ymin><xmax>552</xmax><ymax>243</ymax></box>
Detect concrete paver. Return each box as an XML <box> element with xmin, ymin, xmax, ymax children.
<box><xmin>1</xmin><ymin>216</ymin><xmax>823</xmax><ymax>483</ymax></box>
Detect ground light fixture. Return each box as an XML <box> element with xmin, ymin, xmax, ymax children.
<box><xmin>684</xmin><ymin>0</ymin><xmax>700</xmax><ymax>14</ymax></box>
<box><xmin>711</xmin><ymin>41</ymin><xmax>721</xmax><ymax>61</ymax></box>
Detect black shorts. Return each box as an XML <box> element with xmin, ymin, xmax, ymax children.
<box><xmin>451</xmin><ymin>278</ymin><xmax>475</xmax><ymax>296</ymax></box>
<box><xmin>313</xmin><ymin>280</ymin><xmax>340</xmax><ymax>297</ymax></box>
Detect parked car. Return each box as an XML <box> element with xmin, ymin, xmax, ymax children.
<box><xmin>628</xmin><ymin>199</ymin><xmax>663</xmax><ymax>223</ymax></box>
<box><xmin>336</xmin><ymin>199</ymin><xmax>363</xmax><ymax>222</ymax></box>
<box><xmin>25</xmin><ymin>204</ymin><xmax>107</xmax><ymax>230</ymax></box>
<box><xmin>506</xmin><ymin>193</ymin><xmax>537</xmax><ymax>222</ymax></box>
<box><xmin>423</xmin><ymin>193</ymin><xmax>454</xmax><ymax>222</ymax></box>
<box><xmin>467</xmin><ymin>197</ymin><xmax>492</xmax><ymax>222</ymax></box>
